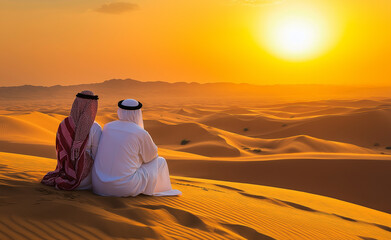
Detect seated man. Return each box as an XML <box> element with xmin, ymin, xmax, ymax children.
<box><xmin>42</xmin><ymin>90</ymin><xmax>102</xmax><ymax>190</ymax></box>
<box><xmin>92</xmin><ymin>99</ymin><xmax>181</xmax><ymax>197</ymax></box>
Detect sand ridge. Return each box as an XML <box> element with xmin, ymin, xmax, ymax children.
<box><xmin>2</xmin><ymin>101</ymin><xmax>391</xmax><ymax>156</ymax></box>
<box><xmin>1</xmin><ymin>99</ymin><xmax>391</xmax><ymax>238</ymax></box>
<box><xmin>0</xmin><ymin>152</ymin><xmax>391</xmax><ymax>240</ymax></box>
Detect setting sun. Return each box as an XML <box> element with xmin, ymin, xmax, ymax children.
<box><xmin>259</xmin><ymin>5</ymin><xmax>337</xmax><ymax>61</ymax></box>
<box><xmin>272</xmin><ymin>18</ymin><xmax>320</xmax><ymax>58</ymax></box>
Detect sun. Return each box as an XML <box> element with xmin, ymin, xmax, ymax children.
<box><xmin>258</xmin><ymin>5</ymin><xmax>337</xmax><ymax>61</ymax></box>
<box><xmin>273</xmin><ymin>18</ymin><xmax>320</xmax><ymax>57</ymax></box>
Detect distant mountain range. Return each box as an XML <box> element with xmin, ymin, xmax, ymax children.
<box><xmin>1</xmin><ymin>79</ymin><xmax>391</xmax><ymax>105</ymax></box>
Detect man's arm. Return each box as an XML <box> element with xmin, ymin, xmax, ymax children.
<box><xmin>90</xmin><ymin>123</ymin><xmax>102</xmax><ymax>159</ymax></box>
<box><xmin>140</xmin><ymin>131</ymin><xmax>158</xmax><ymax>163</ymax></box>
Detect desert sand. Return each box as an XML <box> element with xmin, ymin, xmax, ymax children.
<box><xmin>1</xmin><ymin>95</ymin><xmax>391</xmax><ymax>239</ymax></box>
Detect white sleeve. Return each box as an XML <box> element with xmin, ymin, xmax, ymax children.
<box><xmin>140</xmin><ymin>131</ymin><xmax>158</xmax><ymax>163</ymax></box>
<box><xmin>90</xmin><ymin>123</ymin><xmax>102</xmax><ymax>159</ymax></box>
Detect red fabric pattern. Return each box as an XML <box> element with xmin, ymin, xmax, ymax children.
<box><xmin>41</xmin><ymin>117</ymin><xmax>93</xmax><ymax>190</ymax></box>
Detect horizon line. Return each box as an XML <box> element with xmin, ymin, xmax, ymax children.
<box><xmin>1</xmin><ymin>78</ymin><xmax>391</xmax><ymax>88</ymax></box>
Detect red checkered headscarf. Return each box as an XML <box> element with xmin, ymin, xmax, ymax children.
<box><xmin>69</xmin><ymin>90</ymin><xmax>98</xmax><ymax>162</ymax></box>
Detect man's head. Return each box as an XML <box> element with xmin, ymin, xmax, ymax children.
<box><xmin>117</xmin><ymin>99</ymin><xmax>144</xmax><ymax>128</ymax></box>
<box><xmin>71</xmin><ymin>90</ymin><xmax>99</xmax><ymax>121</ymax></box>
<box><xmin>70</xmin><ymin>90</ymin><xmax>99</xmax><ymax>160</ymax></box>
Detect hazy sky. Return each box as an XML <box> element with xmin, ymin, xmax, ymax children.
<box><xmin>0</xmin><ymin>0</ymin><xmax>390</xmax><ymax>86</ymax></box>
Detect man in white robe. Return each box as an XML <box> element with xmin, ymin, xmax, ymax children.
<box><xmin>92</xmin><ymin>99</ymin><xmax>181</xmax><ymax>197</ymax></box>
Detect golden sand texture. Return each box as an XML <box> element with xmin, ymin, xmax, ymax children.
<box><xmin>1</xmin><ymin>152</ymin><xmax>391</xmax><ymax>240</ymax></box>
<box><xmin>3</xmin><ymin>100</ymin><xmax>391</xmax><ymax>157</ymax></box>
<box><xmin>1</xmin><ymin>99</ymin><xmax>391</xmax><ymax>239</ymax></box>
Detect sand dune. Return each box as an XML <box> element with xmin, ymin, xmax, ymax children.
<box><xmin>0</xmin><ymin>113</ymin><xmax>58</xmax><ymax>145</ymax></box>
<box><xmin>200</xmin><ymin>113</ymin><xmax>289</xmax><ymax>137</ymax></box>
<box><xmin>167</xmin><ymin>157</ymin><xmax>391</xmax><ymax>214</ymax></box>
<box><xmin>212</xmin><ymin>128</ymin><xmax>375</xmax><ymax>155</ymax></box>
<box><xmin>261</xmin><ymin>99</ymin><xmax>385</xmax><ymax>109</ymax></box>
<box><xmin>10</xmin><ymin>112</ymin><xmax>61</xmax><ymax>132</ymax></box>
<box><xmin>262</xmin><ymin>104</ymin><xmax>330</xmax><ymax>114</ymax></box>
<box><xmin>1</xmin><ymin>98</ymin><xmax>391</xmax><ymax>239</ymax></box>
<box><xmin>1</xmin><ymin>152</ymin><xmax>391</xmax><ymax>240</ymax></box>
<box><xmin>0</xmin><ymin>104</ymin><xmax>387</xmax><ymax>157</ymax></box>
<box><xmin>146</xmin><ymin>121</ymin><xmax>223</xmax><ymax>145</ymax></box>
<box><xmin>143</xmin><ymin>112</ymin><xmax>196</xmax><ymax>124</ymax></box>
<box><xmin>175</xmin><ymin>107</ymin><xmax>215</xmax><ymax>117</ymax></box>
<box><xmin>250</xmin><ymin>109</ymin><xmax>295</xmax><ymax>119</ymax></box>
<box><xmin>292</xmin><ymin>106</ymin><xmax>357</xmax><ymax>117</ymax></box>
<box><xmin>175</xmin><ymin>141</ymin><xmax>241</xmax><ymax>157</ymax></box>
<box><xmin>219</xmin><ymin>107</ymin><xmax>256</xmax><ymax>115</ymax></box>
<box><xmin>329</xmin><ymin>99</ymin><xmax>386</xmax><ymax>108</ymax></box>
<box><xmin>259</xmin><ymin>107</ymin><xmax>391</xmax><ymax>149</ymax></box>
<box><xmin>145</xmin><ymin>121</ymin><xmax>240</xmax><ymax>157</ymax></box>
<box><xmin>268</xmin><ymin>135</ymin><xmax>374</xmax><ymax>154</ymax></box>
<box><xmin>0</xmin><ymin>141</ymin><xmax>55</xmax><ymax>159</ymax></box>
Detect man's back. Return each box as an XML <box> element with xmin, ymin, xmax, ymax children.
<box><xmin>91</xmin><ymin>120</ymin><xmax>158</xmax><ymax>196</ymax></box>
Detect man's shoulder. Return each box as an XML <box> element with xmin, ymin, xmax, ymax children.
<box><xmin>104</xmin><ymin>121</ymin><xmax>146</xmax><ymax>133</ymax></box>
<box><xmin>92</xmin><ymin>121</ymin><xmax>102</xmax><ymax>128</ymax></box>
<box><xmin>103</xmin><ymin>120</ymin><xmax>120</xmax><ymax>128</ymax></box>
<box><xmin>91</xmin><ymin>121</ymin><xmax>102</xmax><ymax>132</ymax></box>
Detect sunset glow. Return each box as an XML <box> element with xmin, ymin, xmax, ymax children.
<box><xmin>2</xmin><ymin>1</ymin><xmax>391</xmax><ymax>239</ymax></box>
<box><xmin>264</xmin><ymin>16</ymin><xmax>325</xmax><ymax>61</ymax></box>
<box><xmin>0</xmin><ymin>0</ymin><xmax>390</xmax><ymax>86</ymax></box>
<box><xmin>258</xmin><ymin>4</ymin><xmax>337</xmax><ymax>61</ymax></box>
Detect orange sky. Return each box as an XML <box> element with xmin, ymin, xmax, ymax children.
<box><xmin>0</xmin><ymin>0</ymin><xmax>390</xmax><ymax>86</ymax></box>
